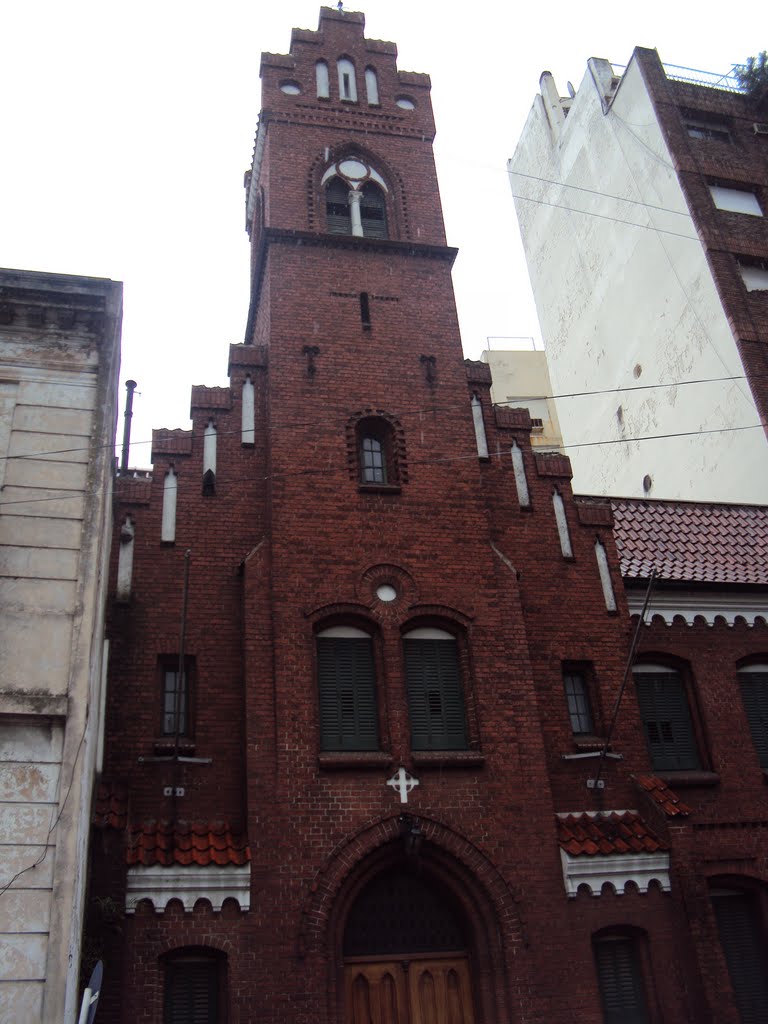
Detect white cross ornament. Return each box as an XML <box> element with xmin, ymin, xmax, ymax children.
<box><xmin>387</xmin><ymin>766</ymin><xmax>419</xmax><ymax>804</ymax></box>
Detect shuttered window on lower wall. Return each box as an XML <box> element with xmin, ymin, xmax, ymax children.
<box><xmin>317</xmin><ymin>628</ymin><xmax>379</xmax><ymax>751</ymax></box>
<box><xmin>738</xmin><ymin>667</ymin><xmax>768</xmax><ymax>768</ymax></box>
<box><xmin>404</xmin><ymin>630</ymin><xmax>468</xmax><ymax>751</ymax></box>
<box><xmin>711</xmin><ymin>889</ymin><xmax>768</xmax><ymax>1024</ymax></box>
<box><xmin>594</xmin><ymin>935</ymin><xmax>650</xmax><ymax>1024</ymax></box>
<box><xmin>633</xmin><ymin>666</ymin><xmax>700</xmax><ymax>771</ymax></box>
<box><xmin>164</xmin><ymin>955</ymin><xmax>221</xmax><ymax>1024</ymax></box>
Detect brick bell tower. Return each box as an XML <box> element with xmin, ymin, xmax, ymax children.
<box><xmin>95</xmin><ymin>9</ymin><xmax>645</xmax><ymax>1024</ymax></box>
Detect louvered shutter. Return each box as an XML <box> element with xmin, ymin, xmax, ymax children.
<box><xmin>594</xmin><ymin>937</ymin><xmax>649</xmax><ymax>1024</ymax></box>
<box><xmin>360</xmin><ymin>183</ymin><xmax>388</xmax><ymax>239</ymax></box>
<box><xmin>404</xmin><ymin>639</ymin><xmax>467</xmax><ymax>750</ymax></box>
<box><xmin>317</xmin><ymin>637</ymin><xmax>378</xmax><ymax>751</ymax></box>
<box><xmin>712</xmin><ymin>891</ymin><xmax>768</xmax><ymax>1024</ymax></box>
<box><xmin>326</xmin><ymin>178</ymin><xmax>351</xmax><ymax>234</ymax></box>
<box><xmin>164</xmin><ymin>960</ymin><xmax>218</xmax><ymax>1024</ymax></box>
<box><xmin>634</xmin><ymin>672</ymin><xmax>700</xmax><ymax>771</ymax></box>
<box><xmin>739</xmin><ymin>672</ymin><xmax>768</xmax><ymax>768</ymax></box>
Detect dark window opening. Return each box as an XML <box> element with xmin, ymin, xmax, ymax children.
<box><xmin>360</xmin><ymin>291</ymin><xmax>371</xmax><ymax>329</ymax></box>
<box><xmin>739</xmin><ymin>667</ymin><xmax>768</xmax><ymax>767</ymax></box>
<box><xmin>202</xmin><ymin>469</ymin><xmax>215</xmax><ymax>497</ymax></box>
<box><xmin>404</xmin><ymin>632</ymin><xmax>468</xmax><ymax>751</ymax></box>
<box><xmin>594</xmin><ymin>935</ymin><xmax>650</xmax><ymax>1024</ymax></box>
<box><xmin>355</xmin><ymin>417</ymin><xmax>398</xmax><ymax>488</ymax></box>
<box><xmin>342</xmin><ymin>72</ymin><xmax>351</xmax><ymax>98</ymax></box>
<box><xmin>161</xmin><ymin>658</ymin><xmax>193</xmax><ymax>737</ymax></box>
<box><xmin>633</xmin><ymin>667</ymin><xmax>700</xmax><ymax>771</ymax></box>
<box><xmin>164</xmin><ymin>952</ymin><xmax>223</xmax><ymax>1024</ymax></box>
<box><xmin>711</xmin><ymin>887</ymin><xmax>768</xmax><ymax>1023</ymax></box>
<box><xmin>317</xmin><ymin>631</ymin><xmax>378</xmax><ymax>751</ymax></box>
<box><xmin>564</xmin><ymin>670</ymin><xmax>594</xmax><ymax>735</ymax></box>
<box><xmin>360</xmin><ymin>182</ymin><xmax>388</xmax><ymax>239</ymax></box>
<box><xmin>326</xmin><ymin>177</ymin><xmax>351</xmax><ymax>234</ymax></box>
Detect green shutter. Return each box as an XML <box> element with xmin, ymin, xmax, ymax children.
<box><xmin>712</xmin><ymin>892</ymin><xmax>768</xmax><ymax>1024</ymax></box>
<box><xmin>317</xmin><ymin>637</ymin><xmax>378</xmax><ymax>751</ymax></box>
<box><xmin>594</xmin><ymin>938</ymin><xmax>649</xmax><ymax>1024</ymax></box>
<box><xmin>739</xmin><ymin>673</ymin><xmax>768</xmax><ymax>768</ymax></box>
<box><xmin>164</xmin><ymin>960</ymin><xmax>218</xmax><ymax>1024</ymax></box>
<box><xmin>634</xmin><ymin>672</ymin><xmax>700</xmax><ymax>771</ymax></box>
<box><xmin>404</xmin><ymin>639</ymin><xmax>468</xmax><ymax>751</ymax></box>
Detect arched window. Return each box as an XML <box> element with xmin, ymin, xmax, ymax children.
<box><xmin>365</xmin><ymin>66</ymin><xmax>379</xmax><ymax>105</ymax></box>
<box><xmin>316</xmin><ymin>625</ymin><xmax>378</xmax><ymax>751</ymax></box>
<box><xmin>316</xmin><ymin>60</ymin><xmax>330</xmax><ymax>99</ymax></box>
<box><xmin>361</xmin><ymin>435</ymin><xmax>385</xmax><ymax>483</ymax></box>
<box><xmin>337</xmin><ymin>57</ymin><xmax>357</xmax><ymax>101</ymax></box>
<box><xmin>360</xmin><ymin>182</ymin><xmax>387</xmax><ymax>238</ymax></box>
<box><xmin>710</xmin><ymin>883</ymin><xmax>768</xmax><ymax>1021</ymax></box>
<box><xmin>163</xmin><ymin>947</ymin><xmax>226</xmax><ymax>1024</ymax></box>
<box><xmin>326</xmin><ymin>177</ymin><xmax>352</xmax><ymax>234</ymax></box>
<box><xmin>592</xmin><ymin>930</ymin><xmax>651</xmax><ymax>1024</ymax></box>
<box><xmin>738</xmin><ymin>663</ymin><xmax>768</xmax><ymax>767</ymax></box>
<box><xmin>403</xmin><ymin>627</ymin><xmax>468</xmax><ymax>750</ymax></box>
<box><xmin>632</xmin><ymin>663</ymin><xmax>701</xmax><ymax>772</ymax></box>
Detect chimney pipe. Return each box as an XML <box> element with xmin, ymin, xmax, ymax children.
<box><xmin>120</xmin><ymin>380</ymin><xmax>137</xmax><ymax>474</ymax></box>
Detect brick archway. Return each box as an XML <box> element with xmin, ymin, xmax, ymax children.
<box><xmin>298</xmin><ymin>814</ymin><xmax>522</xmax><ymax>1023</ymax></box>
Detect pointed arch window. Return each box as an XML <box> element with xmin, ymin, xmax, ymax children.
<box><xmin>360</xmin><ymin>182</ymin><xmax>387</xmax><ymax>238</ymax></box>
<box><xmin>316</xmin><ymin>60</ymin><xmax>330</xmax><ymax>99</ymax></box>
<box><xmin>326</xmin><ymin>177</ymin><xmax>352</xmax><ymax>234</ymax></box>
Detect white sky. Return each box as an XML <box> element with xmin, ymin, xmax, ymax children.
<box><xmin>2</xmin><ymin>0</ymin><xmax>763</xmax><ymax>467</ymax></box>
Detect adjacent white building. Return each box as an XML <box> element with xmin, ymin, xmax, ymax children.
<box><xmin>0</xmin><ymin>269</ymin><xmax>121</xmax><ymax>1022</ymax></box>
<box><xmin>481</xmin><ymin>348</ymin><xmax>563</xmax><ymax>451</ymax></box>
<box><xmin>509</xmin><ymin>49</ymin><xmax>768</xmax><ymax>502</ymax></box>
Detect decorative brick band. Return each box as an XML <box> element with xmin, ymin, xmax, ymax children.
<box><xmin>152</xmin><ymin>428</ymin><xmax>193</xmax><ymax>457</ymax></box>
<box><xmin>575</xmin><ymin>500</ymin><xmax>614</xmax><ymax>526</ymax></box>
<box><xmin>494</xmin><ymin>406</ymin><xmax>532</xmax><ymax>430</ymax></box>
<box><xmin>464</xmin><ymin>360</ymin><xmax>492</xmax><ymax>386</ymax></box>
<box><xmin>190</xmin><ymin>386</ymin><xmax>232</xmax><ymax>412</ymax></box>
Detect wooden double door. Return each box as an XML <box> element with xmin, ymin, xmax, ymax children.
<box><xmin>344</xmin><ymin>955</ymin><xmax>474</xmax><ymax>1024</ymax></box>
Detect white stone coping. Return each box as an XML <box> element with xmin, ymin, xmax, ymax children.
<box><xmin>560</xmin><ymin>849</ymin><xmax>671</xmax><ymax>898</ymax></box>
<box><xmin>125</xmin><ymin>863</ymin><xmax>250</xmax><ymax>914</ymax></box>
<box><xmin>626</xmin><ymin>588</ymin><xmax>768</xmax><ymax>627</ymax></box>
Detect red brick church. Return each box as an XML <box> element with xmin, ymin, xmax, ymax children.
<box><xmin>88</xmin><ymin>9</ymin><xmax>768</xmax><ymax>1022</ymax></box>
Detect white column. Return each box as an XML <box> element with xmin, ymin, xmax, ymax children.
<box><xmin>349</xmin><ymin>190</ymin><xmax>364</xmax><ymax>237</ymax></box>
<box><xmin>242</xmin><ymin>376</ymin><xmax>255</xmax><ymax>445</ymax></box>
<box><xmin>553</xmin><ymin>489</ymin><xmax>573</xmax><ymax>558</ymax></box>
<box><xmin>204</xmin><ymin>420</ymin><xmax>217</xmax><ymax>476</ymax></box>
<box><xmin>510</xmin><ymin>442</ymin><xmax>530</xmax><ymax>507</ymax></box>
<box><xmin>161</xmin><ymin>469</ymin><xmax>177</xmax><ymax>543</ymax></box>
<box><xmin>116</xmin><ymin>515</ymin><xmax>135</xmax><ymax>601</ymax></box>
<box><xmin>595</xmin><ymin>538</ymin><xmax>617</xmax><ymax>611</ymax></box>
<box><xmin>471</xmin><ymin>395</ymin><xmax>489</xmax><ymax>458</ymax></box>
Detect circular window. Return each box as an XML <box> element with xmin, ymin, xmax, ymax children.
<box><xmin>396</xmin><ymin>96</ymin><xmax>415</xmax><ymax>110</ymax></box>
<box><xmin>376</xmin><ymin>584</ymin><xmax>397</xmax><ymax>603</ymax></box>
<box><xmin>280</xmin><ymin>81</ymin><xmax>301</xmax><ymax>95</ymax></box>
<box><xmin>338</xmin><ymin>158</ymin><xmax>369</xmax><ymax>181</ymax></box>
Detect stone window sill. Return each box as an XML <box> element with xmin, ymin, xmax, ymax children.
<box><xmin>318</xmin><ymin>751</ymin><xmax>394</xmax><ymax>770</ymax></box>
<box><xmin>411</xmin><ymin>751</ymin><xmax>485</xmax><ymax>769</ymax></box>
<box><xmin>656</xmin><ymin>770</ymin><xmax>720</xmax><ymax>787</ymax></box>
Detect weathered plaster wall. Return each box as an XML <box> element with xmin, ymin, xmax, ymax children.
<box><xmin>509</xmin><ymin>55</ymin><xmax>767</xmax><ymax>502</ymax></box>
<box><xmin>0</xmin><ymin>270</ymin><xmax>121</xmax><ymax>1023</ymax></box>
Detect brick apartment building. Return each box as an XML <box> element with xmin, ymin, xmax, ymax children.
<box><xmin>87</xmin><ymin>11</ymin><xmax>768</xmax><ymax>1023</ymax></box>
<box><xmin>510</xmin><ymin>48</ymin><xmax>768</xmax><ymax>504</ymax></box>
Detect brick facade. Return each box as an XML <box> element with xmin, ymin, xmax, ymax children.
<box><xmin>87</xmin><ymin>11</ymin><xmax>768</xmax><ymax>1023</ymax></box>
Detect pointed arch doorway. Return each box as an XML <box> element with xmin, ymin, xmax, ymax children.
<box><xmin>342</xmin><ymin>866</ymin><xmax>475</xmax><ymax>1024</ymax></box>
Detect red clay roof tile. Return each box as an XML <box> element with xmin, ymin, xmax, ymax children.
<box><xmin>556</xmin><ymin>811</ymin><xmax>668</xmax><ymax>857</ymax></box>
<box><xmin>634</xmin><ymin>774</ymin><xmax>692</xmax><ymax>817</ymax></box>
<box><xmin>92</xmin><ymin>781</ymin><xmax>129</xmax><ymax>830</ymax></box>
<box><xmin>611</xmin><ymin>499</ymin><xmax>768</xmax><ymax>586</ymax></box>
<box><xmin>126</xmin><ymin>820</ymin><xmax>250</xmax><ymax>867</ymax></box>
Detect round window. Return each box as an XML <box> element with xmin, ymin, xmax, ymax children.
<box><xmin>376</xmin><ymin>584</ymin><xmax>397</xmax><ymax>603</ymax></box>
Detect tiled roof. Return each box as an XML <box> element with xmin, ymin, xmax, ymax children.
<box><xmin>634</xmin><ymin>775</ymin><xmax>692</xmax><ymax>817</ymax></box>
<box><xmin>556</xmin><ymin>811</ymin><xmax>668</xmax><ymax>857</ymax></box>
<box><xmin>93</xmin><ymin>781</ymin><xmax>129</xmax><ymax>830</ymax></box>
<box><xmin>611</xmin><ymin>499</ymin><xmax>768</xmax><ymax>586</ymax></box>
<box><xmin>126</xmin><ymin>821</ymin><xmax>250</xmax><ymax>867</ymax></box>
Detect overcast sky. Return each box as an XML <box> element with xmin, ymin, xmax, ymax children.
<box><xmin>2</xmin><ymin>0</ymin><xmax>763</xmax><ymax>466</ymax></box>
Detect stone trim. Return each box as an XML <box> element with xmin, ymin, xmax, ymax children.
<box><xmin>125</xmin><ymin>864</ymin><xmax>251</xmax><ymax>914</ymax></box>
<box><xmin>560</xmin><ymin>848</ymin><xmax>671</xmax><ymax>898</ymax></box>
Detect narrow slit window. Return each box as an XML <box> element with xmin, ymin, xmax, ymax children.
<box><xmin>365</xmin><ymin>66</ymin><xmax>379</xmax><ymax>105</ymax></box>
<box><xmin>337</xmin><ymin>58</ymin><xmax>357</xmax><ymax>101</ymax></box>
<box><xmin>316</xmin><ymin>60</ymin><xmax>330</xmax><ymax>99</ymax></box>
<box><xmin>161</xmin><ymin>468</ymin><xmax>177</xmax><ymax>543</ymax></box>
<box><xmin>553</xmin><ymin>489</ymin><xmax>572</xmax><ymax>558</ymax></box>
<box><xmin>471</xmin><ymin>394</ymin><xmax>489</xmax><ymax>458</ymax></box>
<box><xmin>360</xmin><ymin>291</ymin><xmax>371</xmax><ymax>329</ymax></box>
<box><xmin>116</xmin><ymin>516</ymin><xmax>135</xmax><ymax>602</ymax></box>
<box><xmin>359</xmin><ymin>182</ymin><xmax>388</xmax><ymax>238</ymax></box>
<box><xmin>595</xmin><ymin>538</ymin><xmax>617</xmax><ymax>611</ymax></box>
<box><xmin>564</xmin><ymin>670</ymin><xmax>594</xmax><ymax>735</ymax></box>
<box><xmin>161</xmin><ymin>658</ymin><xmax>193</xmax><ymax>737</ymax></box>
<box><xmin>510</xmin><ymin>441</ymin><xmax>530</xmax><ymax>507</ymax></box>
<box><xmin>326</xmin><ymin>177</ymin><xmax>352</xmax><ymax>234</ymax></box>
<box><xmin>203</xmin><ymin>420</ymin><xmax>216</xmax><ymax>496</ymax></box>
<box><xmin>242</xmin><ymin>375</ymin><xmax>255</xmax><ymax>445</ymax></box>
